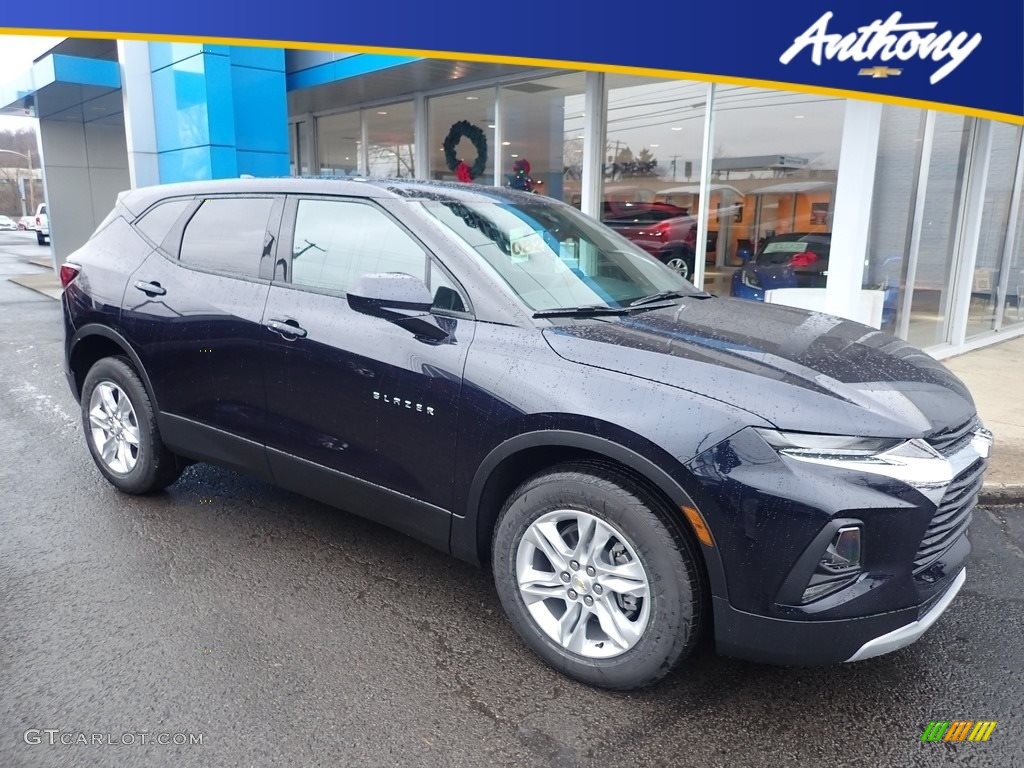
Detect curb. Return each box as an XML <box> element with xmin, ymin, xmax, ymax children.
<box><xmin>979</xmin><ymin>483</ymin><xmax>1024</xmax><ymax>506</ymax></box>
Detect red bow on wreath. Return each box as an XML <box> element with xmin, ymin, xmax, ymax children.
<box><xmin>455</xmin><ymin>161</ymin><xmax>473</xmax><ymax>183</ymax></box>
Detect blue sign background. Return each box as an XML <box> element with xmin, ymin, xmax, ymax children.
<box><xmin>2</xmin><ymin>0</ymin><xmax>1021</xmax><ymax>120</ymax></box>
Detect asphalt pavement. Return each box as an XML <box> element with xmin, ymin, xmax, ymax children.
<box><xmin>1</xmin><ymin>231</ymin><xmax>1022</xmax><ymax>767</ymax></box>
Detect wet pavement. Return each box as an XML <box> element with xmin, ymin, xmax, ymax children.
<box><xmin>0</xmin><ymin>235</ymin><xmax>1021</xmax><ymax>767</ymax></box>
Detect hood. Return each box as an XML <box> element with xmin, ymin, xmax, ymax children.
<box><xmin>542</xmin><ymin>296</ymin><xmax>976</xmax><ymax>438</ymax></box>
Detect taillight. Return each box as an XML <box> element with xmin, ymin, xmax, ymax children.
<box><xmin>59</xmin><ymin>263</ymin><xmax>80</xmax><ymax>288</ymax></box>
<box><xmin>35</xmin><ymin>216</ymin><xmax>41</xmax><ymax>226</ymax></box>
<box><xmin>650</xmin><ymin>221</ymin><xmax>671</xmax><ymax>238</ymax></box>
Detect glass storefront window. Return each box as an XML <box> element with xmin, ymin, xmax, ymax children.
<box><xmin>599</xmin><ymin>75</ymin><xmax>706</xmax><ymax>282</ymax></box>
<box><xmin>365</xmin><ymin>101</ymin><xmax>415</xmax><ymax>178</ymax></box>
<box><xmin>906</xmin><ymin>114</ymin><xmax>973</xmax><ymax>348</ymax></box>
<box><xmin>428</xmin><ymin>87</ymin><xmax>495</xmax><ymax>183</ymax></box>
<box><xmin>865</xmin><ymin>105</ymin><xmax>925</xmax><ymax>334</ymax></box>
<box><xmin>289</xmin><ymin>121</ymin><xmax>308</xmax><ymax>176</ymax></box>
<box><xmin>966</xmin><ymin>123</ymin><xmax>1023</xmax><ymax>337</ymax></box>
<box><xmin>317</xmin><ymin>111</ymin><xmax>362</xmax><ymax>176</ymax></box>
<box><xmin>1003</xmin><ymin>162</ymin><xmax>1024</xmax><ymax>329</ymax></box>
<box><xmin>710</xmin><ymin>86</ymin><xmax>844</xmax><ymax>298</ymax></box>
<box><xmin>498</xmin><ymin>73</ymin><xmax>586</xmax><ymax>203</ymax></box>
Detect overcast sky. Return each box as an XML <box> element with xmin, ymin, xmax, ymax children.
<box><xmin>0</xmin><ymin>35</ymin><xmax>63</xmax><ymax>132</ymax></box>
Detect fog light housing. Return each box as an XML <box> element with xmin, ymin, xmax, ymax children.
<box><xmin>802</xmin><ymin>525</ymin><xmax>862</xmax><ymax>603</ymax></box>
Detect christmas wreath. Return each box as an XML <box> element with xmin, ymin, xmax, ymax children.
<box><xmin>443</xmin><ymin>120</ymin><xmax>488</xmax><ymax>182</ymax></box>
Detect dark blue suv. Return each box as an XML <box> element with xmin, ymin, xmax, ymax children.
<box><xmin>62</xmin><ymin>178</ymin><xmax>991</xmax><ymax>689</ymax></box>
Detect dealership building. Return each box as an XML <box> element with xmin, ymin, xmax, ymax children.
<box><xmin>1</xmin><ymin>37</ymin><xmax>1021</xmax><ymax>358</ymax></box>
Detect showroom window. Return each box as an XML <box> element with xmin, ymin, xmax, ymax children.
<box><xmin>498</xmin><ymin>73</ymin><xmax>586</xmax><ymax>203</ymax></box>
<box><xmin>365</xmin><ymin>101</ymin><xmax>416</xmax><ymax>178</ymax></box>
<box><xmin>966</xmin><ymin>122</ymin><xmax>1023</xmax><ymax>338</ymax></box>
<box><xmin>865</xmin><ymin>105</ymin><xmax>925</xmax><ymax>335</ymax></box>
<box><xmin>1002</xmin><ymin>162</ymin><xmax>1024</xmax><ymax>329</ymax></box>
<box><xmin>428</xmin><ymin>87</ymin><xmax>495</xmax><ymax>183</ymax></box>
<box><xmin>904</xmin><ymin>114</ymin><xmax>974</xmax><ymax>348</ymax></box>
<box><xmin>709</xmin><ymin>86</ymin><xmax>845</xmax><ymax>298</ymax></box>
<box><xmin>317</xmin><ymin>111</ymin><xmax>362</xmax><ymax>176</ymax></box>
<box><xmin>598</xmin><ymin>75</ymin><xmax>707</xmax><ymax>282</ymax></box>
<box><xmin>601</xmin><ymin>76</ymin><xmax>706</xmax><ymax>209</ymax></box>
<box><xmin>289</xmin><ymin>121</ymin><xmax>309</xmax><ymax>176</ymax></box>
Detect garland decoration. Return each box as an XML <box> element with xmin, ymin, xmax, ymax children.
<box><xmin>443</xmin><ymin>120</ymin><xmax>488</xmax><ymax>182</ymax></box>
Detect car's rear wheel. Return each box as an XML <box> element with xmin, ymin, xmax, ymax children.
<box><xmin>492</xmin><ymin>463</ymin><xmax>705</xmax><ymax>689</ymax></box>
<box><xmin>80</xmin><ymin>356</ymin><xmax>183</xmax><ymax>494</ymax></box>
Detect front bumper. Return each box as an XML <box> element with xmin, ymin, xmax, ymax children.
<box><xmin>713</xmin><ymin>567</ymin><xmax>966</xmax><ymax>665</ymax></box>
<box><xmin>846</xmin><ymin>567</ymin><xmax>966</xmax><ymax>661</ymax></box>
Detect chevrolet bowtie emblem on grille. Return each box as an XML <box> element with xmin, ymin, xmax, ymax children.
<box><xmin>858</xmin><ymin>66</ymin><xmax>903</xmax><ymax>78</ymax></box>
<box><xmin>372</xmin><ymin>391</ymin><xmax>435</xmax><ymax>415</ymax></box>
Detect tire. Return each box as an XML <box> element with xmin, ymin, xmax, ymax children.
<box><xmin>80</xmin><ymin>356</ymin><xmax>183</xmax><ymax>494</ymax></box>
<box><xmin>492</xmin><ymin>462</ymin><xmax>705</xmax><ymax>689</ymax></box>
<box><xmin>662</xmin><ymin>249</ymin><xmax>694</xmax><ymax>281</ymax></box>
<box><xmin>36</xmin><ymin>231</ymin><xmax>45</xmax><ymax>245</ymax></box>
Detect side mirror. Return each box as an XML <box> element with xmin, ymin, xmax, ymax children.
<box><xmin>347</xmin><ymin>272</ymin><xmax>433</xmax><ymax>316</ymax></box>
<box><xmin>347</xmin><ymin>272</ymin><xmax>451</xmax><ymax>344</ymax></box>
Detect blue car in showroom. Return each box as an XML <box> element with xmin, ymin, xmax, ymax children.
<box><xmin>61</xmin><ymin>179</ymin><xmax>990</xmax><ymax>689</ymax></box>
<box><xmin>730</xmin><ymin>232</ymin><xmax>831</xmax><ymax>300</ymax></box>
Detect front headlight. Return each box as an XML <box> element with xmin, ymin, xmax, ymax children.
<box><xmin>740</xmin><ymin>269</ymin><xmax>761</xmax><ymax>289</ymax></box>
<box><xmin>755</xmin><ymin>429</ymin><xmax>953</xmax><ymax>503</ymax></box>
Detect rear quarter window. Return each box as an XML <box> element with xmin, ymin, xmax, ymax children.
<box><xmin>134</xmin><ymin>199</ymin><xmax>191</xmax><ymax>247</ymax></box>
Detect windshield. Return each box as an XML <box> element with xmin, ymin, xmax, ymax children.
<box><xmin>419</xmin><ymin>199</ymin><xmax>699</xmax><ymax>311</ymax></box>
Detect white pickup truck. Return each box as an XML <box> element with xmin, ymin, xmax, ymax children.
<box><xmin>34</xmin><ymin>203</ymin><xmax>49</xmax><ymax>245</ymax></box>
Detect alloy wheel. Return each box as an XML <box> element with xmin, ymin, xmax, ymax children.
<box><xmin>665</xmin><ymin>257</ymin><xmax>689</xmax><ymax>280</ymax></box>
<box><xmin>515</xmin><ymin>509</ymin><xmax>651</xmax><ymax>659</ymax></box>
<box><xmin>88</xmin><ymin>381</ymin><xmax>141</xmax><ymax>474</ymax></box>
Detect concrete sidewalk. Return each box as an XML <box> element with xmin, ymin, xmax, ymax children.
<box><xmin>4</xmin><ymin>264</ymin><xmax>1021</xmax><ymax>502</ymax></box>
<box><xmin>945</xmin><ymin>335</ymin><xmax>1024</xmax><ymax>504</ymax></box>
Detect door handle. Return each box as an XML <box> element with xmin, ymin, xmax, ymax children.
<box><xmin>134</xmin><ymin>280</ymin><xmax>166</xmax><ymax>297</ymax></box>
<box><xmin>265</xmin><ymin>318</ymin><xmax>307</xmax><ymax>339</ymax></box>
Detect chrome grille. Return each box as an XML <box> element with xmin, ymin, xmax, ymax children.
<box><xmin>913</xmin><ymin>458</ymin><xmax>985</xmax><ymax>572</ymax></box>
<box><xmin>927</xmin><ymin>417</ymin><xmax>979</xmax><ymax>457</ymax></box>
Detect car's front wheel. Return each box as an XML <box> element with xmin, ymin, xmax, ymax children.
<box><xmin>662</xmin><ymin>249</ymin><xmax>694</xmax><ymax>281</ymax></box>
<box><xmin>492</xmin><ymin>463</ymin><xmax>705</xmax><ymax>689</ymax></box>
<box><xmin>80</xmin><ymin>356</ymin><xmax>183</xmax><ymax>494</ymax></box>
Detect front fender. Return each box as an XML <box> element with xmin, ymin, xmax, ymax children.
<box><xmin>450</xmin><ymin>428</ymin><xmax>729</xmax><ymax>601</ymax></box>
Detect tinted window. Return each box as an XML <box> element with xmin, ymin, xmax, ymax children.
<box><xmin>291</xmin><ymin>199</ymin><xmax>425</xmax><ymax>293</ymax></box>
<box><xmin>135</xmin><ymin>199</ymin><xmax>190</xmax><ymax>246</ymax></box>
<box><xmin>180</xmin><ymin>197</ymin><xmax>274</xmax><ymax>276</ymax></box>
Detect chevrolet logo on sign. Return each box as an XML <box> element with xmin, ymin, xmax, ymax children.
<box><xmin>858</xmin><ymin>66</ymin><xmax>903</xmax><ymax>78</ymax></box>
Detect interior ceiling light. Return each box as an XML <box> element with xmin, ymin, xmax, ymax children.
<box><xmin>671</xmin><ymin>126</ymin><xmax>683</xmax><ymax>131</ymax></box>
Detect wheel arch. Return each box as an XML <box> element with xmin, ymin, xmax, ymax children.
<box><xmin>452</xmin><ymin>430</ymin><xmax>728</xmax><ymax>599</ymax></box>
<box><xmin>68</xmin><ymin>325</ymin><xmax>158</xmax><ymax>410</ymax></box>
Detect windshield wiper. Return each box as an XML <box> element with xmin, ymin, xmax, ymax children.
<box><xmin>533</xmin><ymin>305</ymin><xmax>630</xmax><ymax>318</ymax></box>
<box><xmin>628</xmin><ymin>290</ymin><xmax>689</xmax><ymax>307</ymax></box>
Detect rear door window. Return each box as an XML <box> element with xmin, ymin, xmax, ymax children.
<box><xmin>179</xmin><ymin>197</ymin><xmax>275</xmax><ymax>277</ymax></box>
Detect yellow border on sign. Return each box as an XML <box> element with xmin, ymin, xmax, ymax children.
<box><xmin>2</xmin><ymin>26</ymin><xmax>1022</xmax><ymax>126</ymax></box>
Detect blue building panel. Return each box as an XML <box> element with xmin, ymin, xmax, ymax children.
<box><xmin>230</xmin><ymin>65</ymin><xmax>288</xmax><ymax>155</ymax></box>
<box><xmin>286</xmin><ymin>53</ymin><xmax>419</xmax><ymax>91</ymax></box>
<box><xmin>158</xmin><ymin>144</ymin><xmax>239</xmax><ymax>181</ymax></box>
<box><xmin>151</xmin><ymin>54</ymin><xmax>214</xmax><ymax>151</ymax></box>
<box><xmin>228</xmin><ymin>46</ymin><xmax>285</xmax><ymax>72</ymax></box>
<box><xmin>148</xmin><ymin>42</ymin><xmax>230</xmax><ymax>72</ymax></box>
<box><xmin>236</xmin><ymin>149</ymin><xmax>289</xmax><ymax>177</ymax></box>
